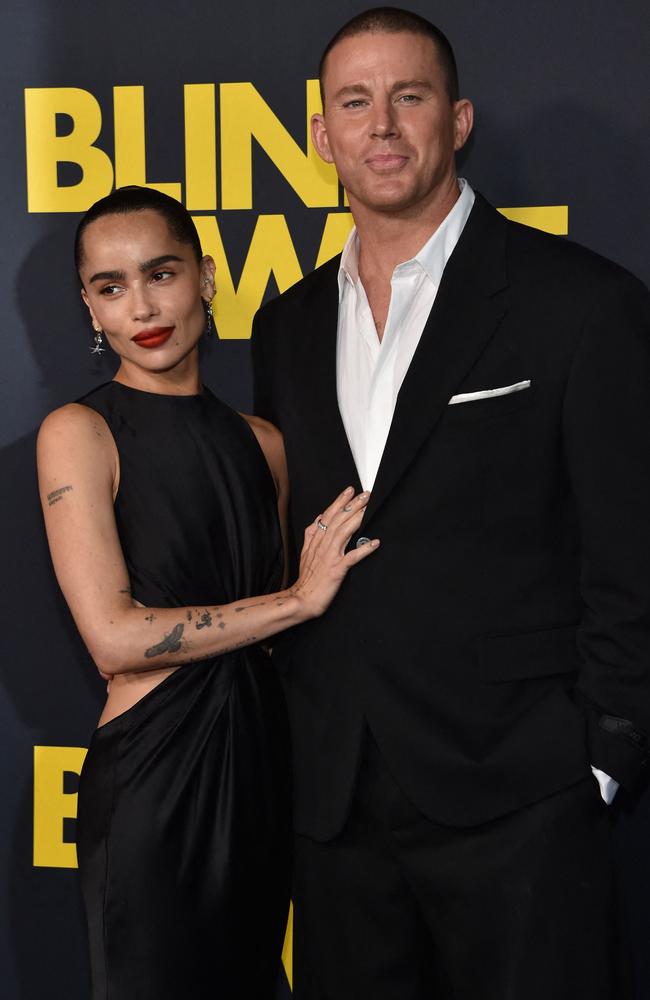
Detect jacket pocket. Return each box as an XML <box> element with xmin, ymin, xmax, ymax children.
<box><xmin>443</xmin><ymin>382</ymin><xmax>537</xmax><ymax>424</ymax></box>
<box><xmin>449</xmin><ymin>380</ymin><xmax>531</xmax><ymax>405</ymax></box>
<box><xmin>478</xmin><ymin>624</ymin><xmax>581</xmax><ymax>683</ymax></box>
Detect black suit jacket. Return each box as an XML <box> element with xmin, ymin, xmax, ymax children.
<box><xmin>252</xmin><ymin>193</ymin><xmax>650</xmax><ymax>839</ymax></box>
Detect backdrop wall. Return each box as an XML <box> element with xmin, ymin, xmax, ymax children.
<box><xmin>2</xmin><ymin>1</ymin><xmax>649</xmax><ymax>997</ymax></box>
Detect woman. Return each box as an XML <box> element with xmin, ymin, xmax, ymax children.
<box><xmin>37</xmin><ymin>186</ymin><xmax>378</xmax><ymax>999</ymax></box>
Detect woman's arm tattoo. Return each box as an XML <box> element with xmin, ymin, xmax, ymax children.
<box><xmin>47</xmin><ymin>485</ymin><xmax>73</xmax><ymax>506</ymax></box>
<box><xmin>145</xmin><ymin>623</ymin><xmax>184</xmax><ymax>659</ymax></box>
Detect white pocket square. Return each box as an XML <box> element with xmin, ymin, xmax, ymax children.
<box><xmin>448</xmin><ymin>380</ymin><xmax>531</xmax><ymax>406</ymax></box>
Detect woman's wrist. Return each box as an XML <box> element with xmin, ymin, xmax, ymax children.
<box><xmin>277</xmin><ymin>586</ymin><xmax>312</xmax><ymax>627</ymax></box>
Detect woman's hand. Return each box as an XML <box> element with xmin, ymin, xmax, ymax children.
<box><xmin>289</xmin><ymin>486</ymin><xmax>379</xmax><ymax>620</ymax></box>
<box><xmin>38</xmin><ymin>408</ymin><xmax>371</xmax><ymax>675</ymax></box>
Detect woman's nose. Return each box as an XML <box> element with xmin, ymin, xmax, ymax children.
<box><xmin>131</xmin><ymin>283</ymin><xmax>157</xmax><ymax>320</ymax></box>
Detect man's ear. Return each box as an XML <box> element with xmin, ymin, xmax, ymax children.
<box><xmin>311</xmin><ymin>113</ymin><xmax>334</xmax><ymax>164</ymax></box>
<box><xmin>453</xmin><ymin>99</ymin><xmax>474</xmax><ymax>152</ymax></box>
<box><xmin>81</xmin><ymin>287</ymin><xmax>101</xmax><ymax>331</ymax></box>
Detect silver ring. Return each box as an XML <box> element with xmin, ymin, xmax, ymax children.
<box><xmin>317</xmin><ymin>518</ymin><xmax>328</xmax><ymax>532</ymax></box>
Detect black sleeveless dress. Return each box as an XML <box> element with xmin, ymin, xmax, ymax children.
<box><xmin>75</xmin><ymin>381</ymin><xmax>291</xmax><ymax>1000</ymax></box>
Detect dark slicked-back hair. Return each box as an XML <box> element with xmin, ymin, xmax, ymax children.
<box><xmin>74</xmin><ymin>185</ymin><xmax>203</xmax><ymax>275</ymax></box>
<box><xmin>319</xmin><ymin>6</ymin><xmax>459</xmax><ymax>105</ymax></box>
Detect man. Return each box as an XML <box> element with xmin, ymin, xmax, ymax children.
<box><xmin>252</xmin><ymin>8</ymin><xmax>650</xmax><ymax>998</ymax></box>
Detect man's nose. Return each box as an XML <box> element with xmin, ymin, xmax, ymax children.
<box><xmin>370</xmin><ymin>98</ymin><xmax>399</xmax><ymax>139</ymax></box>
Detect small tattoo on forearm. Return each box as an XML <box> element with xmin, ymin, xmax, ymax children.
<box><xmin>196</xmin><ymin>610</ymin><xmax>212</xmax><ymax>630</ymax></box>
<box><xmin>218</xmin><ymin>622</ymin><xmax>226</xmax><ymax>630</ymax></box>
<box><xmin>145</xmin><ymin>613</ymin><xmax>156</xmax><ymax>624</ymax></box>
<box><xmin>222</xmin><ymin>636</ymin><xmax>257</xmax><ymax>653</ymax></box>
<box><xmin>47</xmin><ymin>485</ymin><xmax>73</xmax><ymax>506</ymax></box>
<box><xmin>235</xmin><ymin>601</ymin><xmax>266</xmax><ymax>612</ymax></box>
<box><xmin>186</xmin><ymin>610</ymin><xmax>193</xmax><ymax>622</ymax></box>
<box><xmin>145</xmin><ymin>623</ymin><xmax>184</xmax><ymax>658</ymax></box>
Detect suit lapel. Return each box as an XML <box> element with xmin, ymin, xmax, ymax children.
<box><xmin>363</xmin><ymin>195</ymin><xmax>510</xmax><ymax>528</ymax></box>
<box><xmin>291</xmin><ymin>257</ymin><xmax>363</xmax><ymax>497</ymax></box>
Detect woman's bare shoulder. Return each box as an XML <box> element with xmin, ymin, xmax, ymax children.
<box><xmin>37</xmin><ymin>402</ymin><xmax>118</xmax><ymax>490</ymax></box>
<box><xmin>240</xmin><ymin>412</ymin><xmax>281</xmax><ymax>440</ymax></box>
<box><xmin>38</xmin><ymin>401</ymin><xmax>111</xmax><ymax>444</ymax></box>
<box><xmin>239</xmin><ymin>413</ymin><xmax>287</xmax><ymax>490</ymax></box>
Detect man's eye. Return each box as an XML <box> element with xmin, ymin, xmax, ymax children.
<box><xmin>100</xmin><ymin>284</ymin><xmax>122</xmax><ymax>296</ymax></box>
<box><xmin>397</xmin><ymin>94</ymin><xmax>421</xmax><ymax>104</ymax></box>
<box><xmin>151</xmin><ymin>270</ymin><xmax>173</xmax><ymax>283</ymax></box>
<box><xmin>343</xmin><ymin>99</ymin><xmax>367</xmax><ymax>109</ymax></box>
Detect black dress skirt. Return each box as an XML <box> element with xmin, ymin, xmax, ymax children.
<box><xmin>76</xmin><ymin>381</ymin><xmax>292</xmax><ymax>999</ymax></box>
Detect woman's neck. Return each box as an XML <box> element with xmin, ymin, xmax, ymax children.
<box><xmin>113</xmin><ymin>351</ymin><xmax>202</xmax><ymax>397</ymax></box>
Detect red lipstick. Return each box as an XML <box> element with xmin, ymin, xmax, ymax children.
<box><xmin>131</xmin><ymin>327</ymin><xmax>174</xmax><ymax>349</ymax></box>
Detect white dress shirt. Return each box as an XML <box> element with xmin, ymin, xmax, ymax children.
<box><xmin>337</xmin><ymin>178</ymin><xmax>474</xmax><ymax>492</ymax></box>
<box><xmin>335</xmin><ymin>177</ymin><xmax>618</xmax><ymax>805</ymax></box>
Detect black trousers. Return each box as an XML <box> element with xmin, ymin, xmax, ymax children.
<box><xmin>294</xmin><ymin>733</ymin><xmax>617</xmax><ymax>1000</ymax></box>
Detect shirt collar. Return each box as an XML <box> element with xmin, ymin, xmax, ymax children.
<box><xmin>338</xmin><ymin>178</ymin><xmax>475</xmax><ymax>300</ymax></box>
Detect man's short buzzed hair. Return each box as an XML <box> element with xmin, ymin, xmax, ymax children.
<box><xmin>318</xmin><ymin>6</ymin><xmax>460</xmax><ymax>105</ymax></box>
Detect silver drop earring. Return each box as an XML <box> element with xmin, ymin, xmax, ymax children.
<box><xmin>204</xmin><ymin>297</ymin><xmax>213</xmax><ymax>335</ymax></box>
<box><xmin>90</xmin><ymin>328</ymin><xmax>105</xmax><ymax>355</ymax></box>
<box><xmin>201</xmin><ymin>274</ymin><xmax>214</xmax><ymax>334</ymax></box>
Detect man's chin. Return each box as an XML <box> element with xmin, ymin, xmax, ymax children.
<box><xmin>347</xmin><ymin>175</ymin><xmax>457</xmax><ymax>219</ymax></box>
<box><xmin>352</xmin><ymin>188</ymin><xmax>425</xmax><ymax>216</ymax></box>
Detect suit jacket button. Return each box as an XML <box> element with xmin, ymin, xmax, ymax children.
<box><xmin>356</xmin><ymin>536</ymin><xmax>371</xmax><ymax>548</ymax></box>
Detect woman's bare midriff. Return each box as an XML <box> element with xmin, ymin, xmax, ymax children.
<box><xmin>96</xmin><ymin>665</ymin><xmax>181</xmax><ymax>728</ymax></box>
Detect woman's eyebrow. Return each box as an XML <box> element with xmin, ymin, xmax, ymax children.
<box><xmin>139</xmin><ymin>254</ymin><xmax>184</xmax><ymax>272</ymax></box>
<box><xmin>88</xmin><ymin>255</ymin><xmax>184</xmax><ymax>284</ymax></box>
<box><xmin>89</xmin><ymin>269</ymin><xmax>126</xmax><ymax>284</ymax></box>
